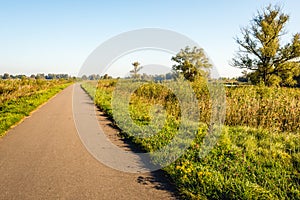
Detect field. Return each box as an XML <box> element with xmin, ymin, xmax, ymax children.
<box><xmin>82</xmin><ymin>79</ymin><xmax>300</xmax><ymax>199</ymax></box>
<box><xmin>0</xmin><ymin>78</ymin><xmax>73</xmax><ymax>136</ymax></box>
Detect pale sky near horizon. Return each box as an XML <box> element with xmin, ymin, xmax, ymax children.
<box><xmin>0</xmin><ymin>0</ymin><xmax>299</xmax><ymax>77</ymax></box>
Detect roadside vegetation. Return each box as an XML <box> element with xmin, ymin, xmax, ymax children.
<box><xmin>0</xmin><ymin>78</ymin><xmax>73</xmax><ymax>136</ymax></box>
<box><xmin>81</xmin><ymin>4</ymin><xmax>300</xmax><ymax>199</ymax></box>
<box><xmin>82</xmin><ymin>79</ymin><xmax>299</xmax><ymax>199</ymax></box>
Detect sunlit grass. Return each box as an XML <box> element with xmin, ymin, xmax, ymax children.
<box><xmin>0</xmin><ymin>79</ymin><xmax>72</xmax><ymax>136</ymax></box>
<box><xmin>82</xmin><ymin>79</ymin><xmax>300</xmax><ymax>199</ymax></box>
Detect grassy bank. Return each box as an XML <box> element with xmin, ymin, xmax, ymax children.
<box><xmin>0</xmin><ymin>79</ymin><xmax>73</xmax><ymax>136</ymax></box>
<box><xmin>82</xmin><ymin>80</ymin><xmax>300</xmax><ymax>199</ymax></box>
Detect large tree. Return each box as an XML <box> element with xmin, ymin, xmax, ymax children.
<box><xmin>172</xmin><ymin>46</ymin><xmax>212</xmax><ymax>82</ymax></box>
<box><xmin>232</xmin><ymin>4</ymin><xmax>300</xmax><ymax>86</ymax></box>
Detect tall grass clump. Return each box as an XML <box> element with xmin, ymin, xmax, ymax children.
<box><xmin>226</xmin><ymin>86</ymin><xmax>300</xmax><ymax>132</ymax></box>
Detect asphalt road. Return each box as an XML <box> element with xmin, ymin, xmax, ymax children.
<box><xmin>0</xmin><ymin>84</ymin><xmax>177</xmax><ymax>200</ymax></box>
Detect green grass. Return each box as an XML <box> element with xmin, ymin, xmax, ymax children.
<box><xmin>166</xmin><ymin>126</ymin><xmax>300</xmax><ymax>199</ymax></box>
<box><xmin>0</xmin><ymin>80</ymin><xmax>72</xmax><ymax>137</ymax></box>
<box><xmin>82</xmin><ymin>79</ymin><xmax>300</xmax><ymax>199</ymax></box>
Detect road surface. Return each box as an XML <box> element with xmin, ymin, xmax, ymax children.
<box><xmin>0</xmin><ymin>84</ymin><xmax>177</xmax><ymax>200</ymax></box>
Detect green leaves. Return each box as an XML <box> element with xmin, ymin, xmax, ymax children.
<box><xmin>172</xmin><ymin>46</ymin><xmax>212</xmax><ymax>81</ymax></box>
<box><xmin>232</xmin><ymin>4</ymin><xmax>300</xmax><ymax>86</ymax></box>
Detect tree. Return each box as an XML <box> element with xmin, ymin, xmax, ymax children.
<box><xmin>36</xmin><ymin>73</ymin><xmax>45</xmax><ymax>79</ymax></box>
<box><xmin>102</xmin><ymin>74</ymin><xmax>112</xmax><ymax>79</ymax></box>
<box><xmin>172</xmin><ymin>46</ymin><xmax>212</xmax><ymax>81</ymax></box>
<box><xmin>81</xmin><ymin>75</ymin><xmax>87</xmax><ymax>80</ymax></box>
<box><xmin>46</xmin><ymin>74</ymin><xmax>54</xmax><ymax>79</ymax></box>
<box><xmin>130</xmin><ymin>61</ymin><xmax>143</xmax><ymax>79</ymax></box>
<box><xmin>3</xmin><ymin>73</ymin><xmax>10</xmax><ymax>79</ymax></box>
<box><xmin>88</xmin><ymin>74</ymin><xmax>97</xmax><ymax>80</ymax></box>
<box><xmin>232</xmin><ymin>4</ymin><xmax>300</xmax><ymax>86</ymax></box>
<box><xmin>237</xmin><ymin>70</ymin><xmax>249</xmax><ymax>83</ymax></box>
<box><xmin>165</xmin><ymin>72</ymin><xmax>175</xmax><ymax>80</ymax></box>
<box><xmin>30</xmin><ymin>74</ymin><xmax>36</xmax><ymax>79</ymax></box>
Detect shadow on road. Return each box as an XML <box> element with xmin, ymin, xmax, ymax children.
<box><xmin>95</xmin><ymin>109</ymin><xmax>180</xmax><ymax>199</ymax></box>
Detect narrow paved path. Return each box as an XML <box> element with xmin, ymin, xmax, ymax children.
<box><xmin>0</xmin><ymin>85</ymin><xmax>177</xmax><ymax>200</ymax></box>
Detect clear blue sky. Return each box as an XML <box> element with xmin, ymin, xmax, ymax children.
<box><xmin>0</xmin><ymin>0</ymin><xmax>299</xmax><ymax>77</ymax></box>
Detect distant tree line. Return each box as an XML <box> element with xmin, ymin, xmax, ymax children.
<box><xmin>126</xmin><ymin>61</ymin><xmax>176</xmax><ymax>82</ymax></box>
<box><xmin>81</xmin><ymin>74</ymin><xmax>112</xmax><ymax>80</ymax></box>
<box><xmin>235</xmin><ymin>70</ymin><xmax>300</xmax><ymax>87</ymax></box>
<box><xmin>0</xmin><ymin>73</ymin><xmax>72</xmax><ymax>80</ymax></box>
<box><xmin>80</xmin><ymin>73</ymin><xmax>175</xmax><ymax>82</ymax></box>
<box><xmin>139</xmin><ymin>72</ymin><xmax>175</xmax><ymax>82</ymax></box>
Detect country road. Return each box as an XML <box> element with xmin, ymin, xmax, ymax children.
<box><xmin>0</xmin><ymin>84</ymin><xmax>177</xmax><ymax>200</ymax></box>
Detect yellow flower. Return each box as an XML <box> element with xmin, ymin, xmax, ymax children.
<box><xmin>205</xmin><ymin>172</ymin><xmax>212</xmax><ymax>176</ymax></box>
<box><xmin>197</xmin><ymin>171</ymin><xmax>203</xmax><ymax>177</ymax></box>
<box><xmin>185</xmin><ymin>168</ymin><xmax>192</xmax><ymax>173</ymax></box>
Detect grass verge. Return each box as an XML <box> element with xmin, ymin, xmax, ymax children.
<box><xmin>0</xmin><ymin>81</ymin><xmax>72</xmax><ymax>137</ymax></box>
<box><xmin>81</xmin><ymin>80</ymin><xmax>300</xmax><ymax>200</ymax></box>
